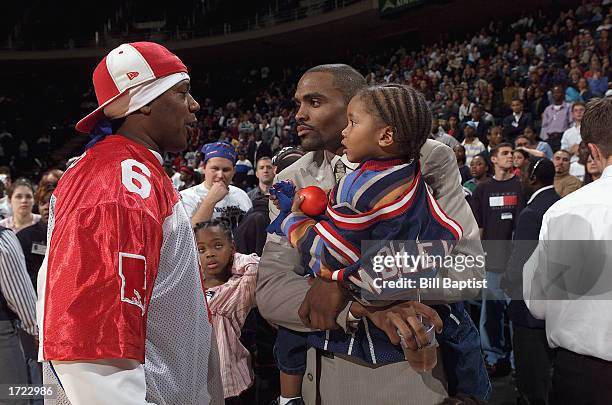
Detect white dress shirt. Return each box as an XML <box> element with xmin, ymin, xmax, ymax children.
<box><xmin>523</xmin><ymin>165</ymin><xmax>612</xmax><ymax>361</ymax></box>
<box><xmin>561</xmin><ymin>124</ymin><xmax>582</xmax><ymax>163</ymax></box>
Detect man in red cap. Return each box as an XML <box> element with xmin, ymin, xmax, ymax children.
<box><xmin>36</xmin><ymin>42</ymin><xmax>223</xmax><ymax>404</ymax></box>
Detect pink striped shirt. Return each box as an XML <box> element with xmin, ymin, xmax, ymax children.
<box><xmin>205</xmin><ymin>252</ymin><xmax>259</xmax><ymax>398</ymax></box>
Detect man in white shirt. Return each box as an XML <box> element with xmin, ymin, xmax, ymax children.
<box><xmin>523</xmin><ymin>97</ymin><xmax>612</xmax><ymax>405</ymax></box>
<box><xmin>461</xmin><ymin>121</ymin><xmax>485</xmax><ymax>166</ymax></box>
<box><xmin>560</xmin><ymin>102</ymin><xmax>585</xmax><ymax>164</ymax></box>
<box><xmin>181</xmin><ymin>142</ymin><xmax>252</xmax><ymax>231</ymax></box>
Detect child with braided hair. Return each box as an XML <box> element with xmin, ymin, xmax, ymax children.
<box><xmin>268</xmin><ymin>84</ymin><xmax>489</xmax><ymax>404</ymax></box>
<box><xmin>194</xmin><ymin>219</ymin><xmax>260</xmax><ymax>404</ymax></box>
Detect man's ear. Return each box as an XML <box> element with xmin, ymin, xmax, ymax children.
<box><xmin>378</xmin><ymin>126</ymin><xmax>395</xmax><ymax>148</ymax></box>
<box><xmin>588</xmin><ymin>143</ymin><xmax>606</xmax><ymax>172</ymax></box>
<box><xmin>139</xmin><ymin>104</ymin><xmax>152</xmax><ymax>115</ymax></box>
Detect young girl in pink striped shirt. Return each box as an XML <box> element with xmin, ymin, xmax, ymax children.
<box><xmin>195</xmin><ymin>219</ymin><xmax>259</xmax><ymax>404</ymax></box>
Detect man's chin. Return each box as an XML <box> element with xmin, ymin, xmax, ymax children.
<box><xmin>168</xmin><ymin>141</ymin><xmax>188</xmax><ymax>154</ymax></box>
<box><xmin>300</xmin><ymin>135</ymin><xmax>325</xmax><ymax>152</ymax></box>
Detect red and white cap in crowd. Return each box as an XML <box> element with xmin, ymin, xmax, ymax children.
<box><xmin>76</xmin><ymin>42</ymin><xmax>190</xmax><ymax>134</ymax></box>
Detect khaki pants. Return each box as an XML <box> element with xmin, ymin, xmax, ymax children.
<box><xmin>302</xmin><ymin>347</ymin><xmax>448</xmax><ymax>405</ymax></box>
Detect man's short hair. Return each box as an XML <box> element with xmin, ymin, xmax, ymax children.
<box><xmin>528</xmin><ymin>157</ymin><xmax>555</xmax><ymax>186</ymax></box>
<box><xmin>582</xmin><ymin>97</ymin><xmax>612</xmax><ymax>158</ymax></box>
<box><xmin>554</xmin><ymin>149</ymin><xmax>572</xmax><ymax>159</ymax></box>
<box><xmin>511</xmin><ymin>98</ymin><xmax>523</xmax><ymax>104</ymax></box>
<box><xmin>305</xmin><ymin>64</ymin><xmax>367</xmax><ymax>102</ymax></box>
<box><xmin>572</xmin><ymin>101</ymin><xmax>586</xmax><ymax>111</ymax></box>
<box><xmin>490</xmin><ymin>142</ymin><xmax>513</xmax><ymax>157</ymax></box>
<box><xmin>255</xmin><ymin>156</ymin><xmax>272</xmax><ymax>166</ymax></box>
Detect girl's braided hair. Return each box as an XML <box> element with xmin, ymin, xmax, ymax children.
<box><xmin>355</xmin><ymin>83</ymin><xmax>432</xmax><ymax>162</ymax></box>
<box><xmin>193</xmin><ymin>218</ymin><xmax>233</xmax><ymax>241</ymax></box>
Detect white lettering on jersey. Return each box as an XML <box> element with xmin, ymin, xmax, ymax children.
<box><xmin>121</xmin><ymin>159</ymin><xmax>152</xmax><ymax>199</ymax></box>
<box><xmin>118</xmin><ymin>252</ymin><xmax>147</xmax><ymax>315</ymax></box>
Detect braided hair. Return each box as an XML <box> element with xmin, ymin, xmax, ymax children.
<box><xmin>193</xmin><ymin>218</ymin><xmax>234</xmax><ymax>242</ymax></box>
<box><xmin>355</xmin><ymin>84</ymin><xmax>432</xmax><ymax>162</ymax></box>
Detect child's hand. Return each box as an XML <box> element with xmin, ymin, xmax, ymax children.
<box><xmin>266</xmin><ymin>180</ymin><xmax>296</xmax><ymax>236</ymax></box>
<box><xmin>291</xmin><ymin>193</ymin><xmax>305</xmax><ymax>213</ymax></box>
<box><xmin>269</xmin><ymin>192</ymin><xmax>280</xmax><ymax>210</ymax></box>
<box><xmin>268</xmin><ymin>181</ymin><xmax>295</xmax><ymax>213</ymax></box>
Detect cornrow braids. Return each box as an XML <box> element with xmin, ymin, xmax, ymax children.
<box><xmin>193</xmin><ymin>218</ymin><xmax>234</xmax><ymax>242</ymax></box>
<box><xmin>356</xmin><ymin>84</ymin><xmax>432</xmax><ymax>162</ymax></box>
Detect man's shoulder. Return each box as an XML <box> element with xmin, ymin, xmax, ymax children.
<box><xmin>557</xmin><ymin>173</ymin><xmax>583</xmax><ymax>188</ymax></box>
<box><xmin>517</xmin><ymin>204</ymin><xmax>539</xmax><ymax>225</ymax></box>
<box><xmin>546</xmin><ymin>181</ymin><xmax>601</xmax><ymax>215</ymax></box>
<box><xmin>246</xmin><ymin>187</ymin><xmax>259</xmax><ymax>199</ymax></box>
<box><xmin>63</xmin><ymin>138</ymin><xmax>167</xmax><ymax>188</ymax></box>
<box><xmin>0</xmin><ymin>227</ymin><xmax>17</xmax><ymax>249</ymax></box>
<box><xmin>180</xmin><ymin>183</ymin><xmax>206</xmax><ymax>200</ymax></box>
<box><xmin>276</xmin><ymin>151</ymin><xmax>321</xmax><ymax>182</ymax></box>
<box><xmin>528</xmin><ymin>187</ymin><xmax>556</xmax><ymax>209</ymax></box>
<box><xmin>55</xmin><ymin>144</ymin><xmax>177</xmax><ymax>215</ymax></box>
<box><xmin>420</xmin><ymin>139</ymin><xmax>451</xmax><ymax>161</ymax></box>
<box><xmin>90</xmin><ymin>135</ymin><xmax>163</xmax><ymax>168</ymax></box>
<box><xmin>228</xmin><ymin>185</ymin><xmax>251</xmax><ymax>201</ymax></box>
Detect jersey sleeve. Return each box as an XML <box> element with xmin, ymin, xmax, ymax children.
<box><xmin>42</xmin><ymin>203</ymin><xmax>163</xmax><ymax>363</ymax></box>
<box><xmin>281</xmin><ymin>212</ymin><xmax>361</xmax><ymax>281</ymax></box>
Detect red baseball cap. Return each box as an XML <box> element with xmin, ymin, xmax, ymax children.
<box><xmin>76</xmin><ymin>42</ymin><xmax>188</xmax><ymax>134</ymax></box>
<box><xmin>179</xmin><ymin>166</ymin><xmax>194</xmax><ymax>175</ymax></box>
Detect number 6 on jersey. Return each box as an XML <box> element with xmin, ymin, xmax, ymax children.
<box><xmin>121</xmin><ymin>159</ymin><xmax>152</xmax><ymax>199</ymax></box>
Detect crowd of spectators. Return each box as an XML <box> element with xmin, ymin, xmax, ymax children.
<box><xmin>166</xmin><ymin>0</ymin><xmax>611</xmax><ymax>193</ymax></box>
<box><xmin>4</xmin><ymin>1</ymin><xmax>610</xmax><ymax>193</ymax></box>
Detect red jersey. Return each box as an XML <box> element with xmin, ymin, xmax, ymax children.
<box><xmin>37</xmin><ymin>135</ymin><xmax>222</xmax><ymax>404</ymax></box>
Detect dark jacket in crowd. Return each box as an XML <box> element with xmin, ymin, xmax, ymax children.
<box><xmin>503</xmin><ymin>186</ymin><xmax>560</xmax><ymax>328</ymax></box>
<box><xmin>16</xmin><ymin>221</ymin><xmax>47</xmax><ymax>290</ymax></box>
<box><xmin>472</xmin><ymin>119</ymin><xmax>492</xmax><ymax>147</ymax></box>
<box><xmin>502</xmin><ymin>112</ymin><xmax>533</xmax><ymax>144</ymax></box>
<box><xmin>235</xmin><ymin>196</ymin><xmax>269</xmax><ymax>257</ymax></box>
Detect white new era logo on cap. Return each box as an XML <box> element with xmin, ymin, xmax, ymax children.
<box><xmin>106</xmin><ymin>44</ymin><xmax>156</xmax><ymax>91</ymax></box>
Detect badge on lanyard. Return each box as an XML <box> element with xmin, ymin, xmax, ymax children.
<box><xmin>31</xmin><ymin>243</ymin><xmax>47</xmax><ymax>256</ymax></box>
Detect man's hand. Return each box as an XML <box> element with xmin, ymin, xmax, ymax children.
<box><xmin>569</xmin><ymin>143</ymin><xmax>579</xmax><ymax>156</ymax></box>
<box><xmin>206</xmin><ymin>181</ymin><xmax>229</xmax><ymax>205</ymax></box>
<box><xmin>298</xmin><ymin>277</ymin><xmax>349</xmax><ymax>330</ymax></box>
<box><xmin>351</xmin><ymin>301</ymin><xmax>443</xmax><ymax>350</ymax></box>
<box><xmin>517</xmin><ymin>146</ymin><xmax>545</xmax><ymax>158</ymax></box>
